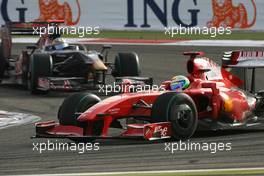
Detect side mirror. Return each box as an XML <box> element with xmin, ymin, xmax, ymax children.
<box><xmin>183</xmin><ymin>51</ymin><xmax>205</xmax><ymax>60</ymax></box>
<box><xmin>201</xmin><ymin>82</ymin><xmax>219</xmax><ymax>94</ymax></box>
<box><xmin>202</xmin><ymin>82</ymin><xmax>216</xmax><ymax>88</ymax></box>
<box><xmin>198</xmin><ymin>68</ymin><xmax>211</xmax><ymax>72</ymax></box>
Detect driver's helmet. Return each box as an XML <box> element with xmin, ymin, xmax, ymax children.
<box><xmin>48</xmin><ymin>26</ymin><xmax>61</xmax><ymax>40</ymax></box>
<box><xmin>170</xmin><ymin>75</ymin><xmax>190</xmax><ymax>91</ymax></box>
<box><xmin>52</xmin><ymin>38</ymin><xmax>69</xmax><ymax>50</ymax></box>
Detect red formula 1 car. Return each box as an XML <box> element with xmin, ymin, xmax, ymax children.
<box><xmin>34</xmin><ymin>51</ymin><xmax>264</xmax><ymax>141</ymax></box>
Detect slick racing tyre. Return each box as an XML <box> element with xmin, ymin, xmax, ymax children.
<box><xmin>0</xmin><ymin>45</ymin><xmax>6</xmax><ymax>82</ymax></box>
<box><xmin>28</xmin><ymin>54</ymin><xmax>52</xmax><ymax>94</ymax></box>
<box><xmin>112</xmin><ymin>52</ymin><xmax>140</xmax><ymax>77</ymax></box>
<box><xmin>151</xmin><ymin>92</ymin><xmax>198</xmax><ymax>140</ymax></box>
<box><xmin>255</xmin><ymin>90</ymin><xmax>264</xmax><ymax>115</ymax></box>
<box><xmin>58</xmin><ymin>93</ymin><xmax>103</xmax><ymax>136</ymax></box>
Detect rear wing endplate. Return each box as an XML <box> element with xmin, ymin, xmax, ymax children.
<box><xmin>222</xmin><ymin>51</ymin><xmax>264</xmax><ymax>93</ymax></box>
<box><xmin>0</xmin><ymin>20</ymin><xmax>64</xmax><ymax>59</ymax></box>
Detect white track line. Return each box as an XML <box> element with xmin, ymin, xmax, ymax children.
<box><xmin>15</xmin><ymin>167</ymin><xmax>264</xmax><ymax>176</ymax></box>
<box><xmin>162</xmin><ymin>40</ymin><xmax>264</xmax><ymax>47</ymax></box>
<box><xmin>5</xmin><ymin>38</ymin><xmax>264</xmax><ymax>47</ymax></box>
<box><xmin>5</xmin><ymin>38</ymin><xmax>99</xmax><ymax>44</ymax></box>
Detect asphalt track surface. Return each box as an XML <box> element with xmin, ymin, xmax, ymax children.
<box><xmin>0</xmin><ymin>44</ymin><xmax>264</xmax><ymax>175</ymax></box>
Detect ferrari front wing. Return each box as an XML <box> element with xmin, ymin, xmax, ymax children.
<box><xmin>34</xmin><ymin>120</ymin><xmax>172</xmax><ymax>141</ymax></box>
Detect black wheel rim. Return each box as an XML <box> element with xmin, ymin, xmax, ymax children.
<box><xmin>173</xmin><ymin>104</ymin><xmax>193</xmax><ymax>129</ymax></box>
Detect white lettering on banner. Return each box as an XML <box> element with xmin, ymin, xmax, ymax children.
<box><xmin>0</xmin><ymin>0</ymin><xmax>262</xmax><ymax>30</ymax></box>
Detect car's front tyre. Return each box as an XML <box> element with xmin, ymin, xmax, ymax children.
<box><xmin>58</xmin><ymin>93</ymin><xmax>103</xmax><ymax>137</ymax></box>
<box><xmin>151</xmin><ymin>92</ymin><xmax>198</xmax><ymax>140</ymax></box>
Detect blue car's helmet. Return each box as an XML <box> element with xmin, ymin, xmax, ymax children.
<box><xmin>170</xmin><ymin>75</ymin><xmax>190</xmax><ymax>91</ymax></box>
<box><xmin>52</xmin><ymin>38</ymin><xmax>69</xmax><ymax>50</ymax></box>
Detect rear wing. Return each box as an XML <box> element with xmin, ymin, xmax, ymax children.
<box><xmin>0</xmin><ymin>20</ymin><xmax>64</xmax><ymax>59</ymax></box>
<box><xmin>222</xmin><ymin>51</ymin><xmax>264</xmax><ymax>68</ymax></box>
<box><xmin>4</xmin><ymin>22</ymin><xmax>46</xmax><ymax>35</ymax></box>
<box><xmin>2</xmin><ymin>20</ymin><xmax>65</xmax><ymax>35</ymax></box>
<box><xmin>222</xmin><ymin>51</ymin><xmax>264</xmax><ymax>93</ymax></box>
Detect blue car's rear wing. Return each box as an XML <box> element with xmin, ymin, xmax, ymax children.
<box><xmin>0</xmin><ymin>20</ymin><xmax>64</xmax><ymax>59</ymax></box>
<box><xmin>2</xmin><ymin>20</ymin><xmax>65</xmax><ymax>35</ymax></box>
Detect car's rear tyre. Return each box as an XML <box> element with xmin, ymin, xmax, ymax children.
<box><xmin>151</xmin><ymin>92</ymin><xmax>198</xmax><ymax>140</ymax></box>
<box><xmin>21</xmin><ymin>52</ymin><xmax>30</xmax><ymax>86</ymax></box>
<box><xmin>58</xmin><ymin>93</ymin><xmax>103</xmax><ymax>136</ymax></box>
<box><xmin>0</xmin><ymin>45</ymin><xmax>6</xmax><ymax>82</ymax></box>
<box><xmin>28</xmin><ymin>54</ymin><xmax>52</xmax><ymax>94</ymax></box>
<box><xmin>255</xmin><ymin>90</ymin><xmax>264</xmax><ymax>115</ymax></box>
<box><xmin>112</xmin><ymin>52</ymin><xmax>140</xmax><ymax>77</ymax></box>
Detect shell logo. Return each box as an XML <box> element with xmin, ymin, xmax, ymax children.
<box><xmin>223</xmin><ymin>97</ymin><xmax>233</xmax><ymax>112</ymax></box>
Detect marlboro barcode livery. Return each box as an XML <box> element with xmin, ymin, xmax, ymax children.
<box><xmin>34</xmin><ymin>51</ymin><xmax>264</xmax><ymax>141</ymax></box>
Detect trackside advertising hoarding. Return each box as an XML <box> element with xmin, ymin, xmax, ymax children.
<box><xmin>0</xmin><ymin>0</ymin><xmax>263</xmax><ymax>30</ymax></box>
